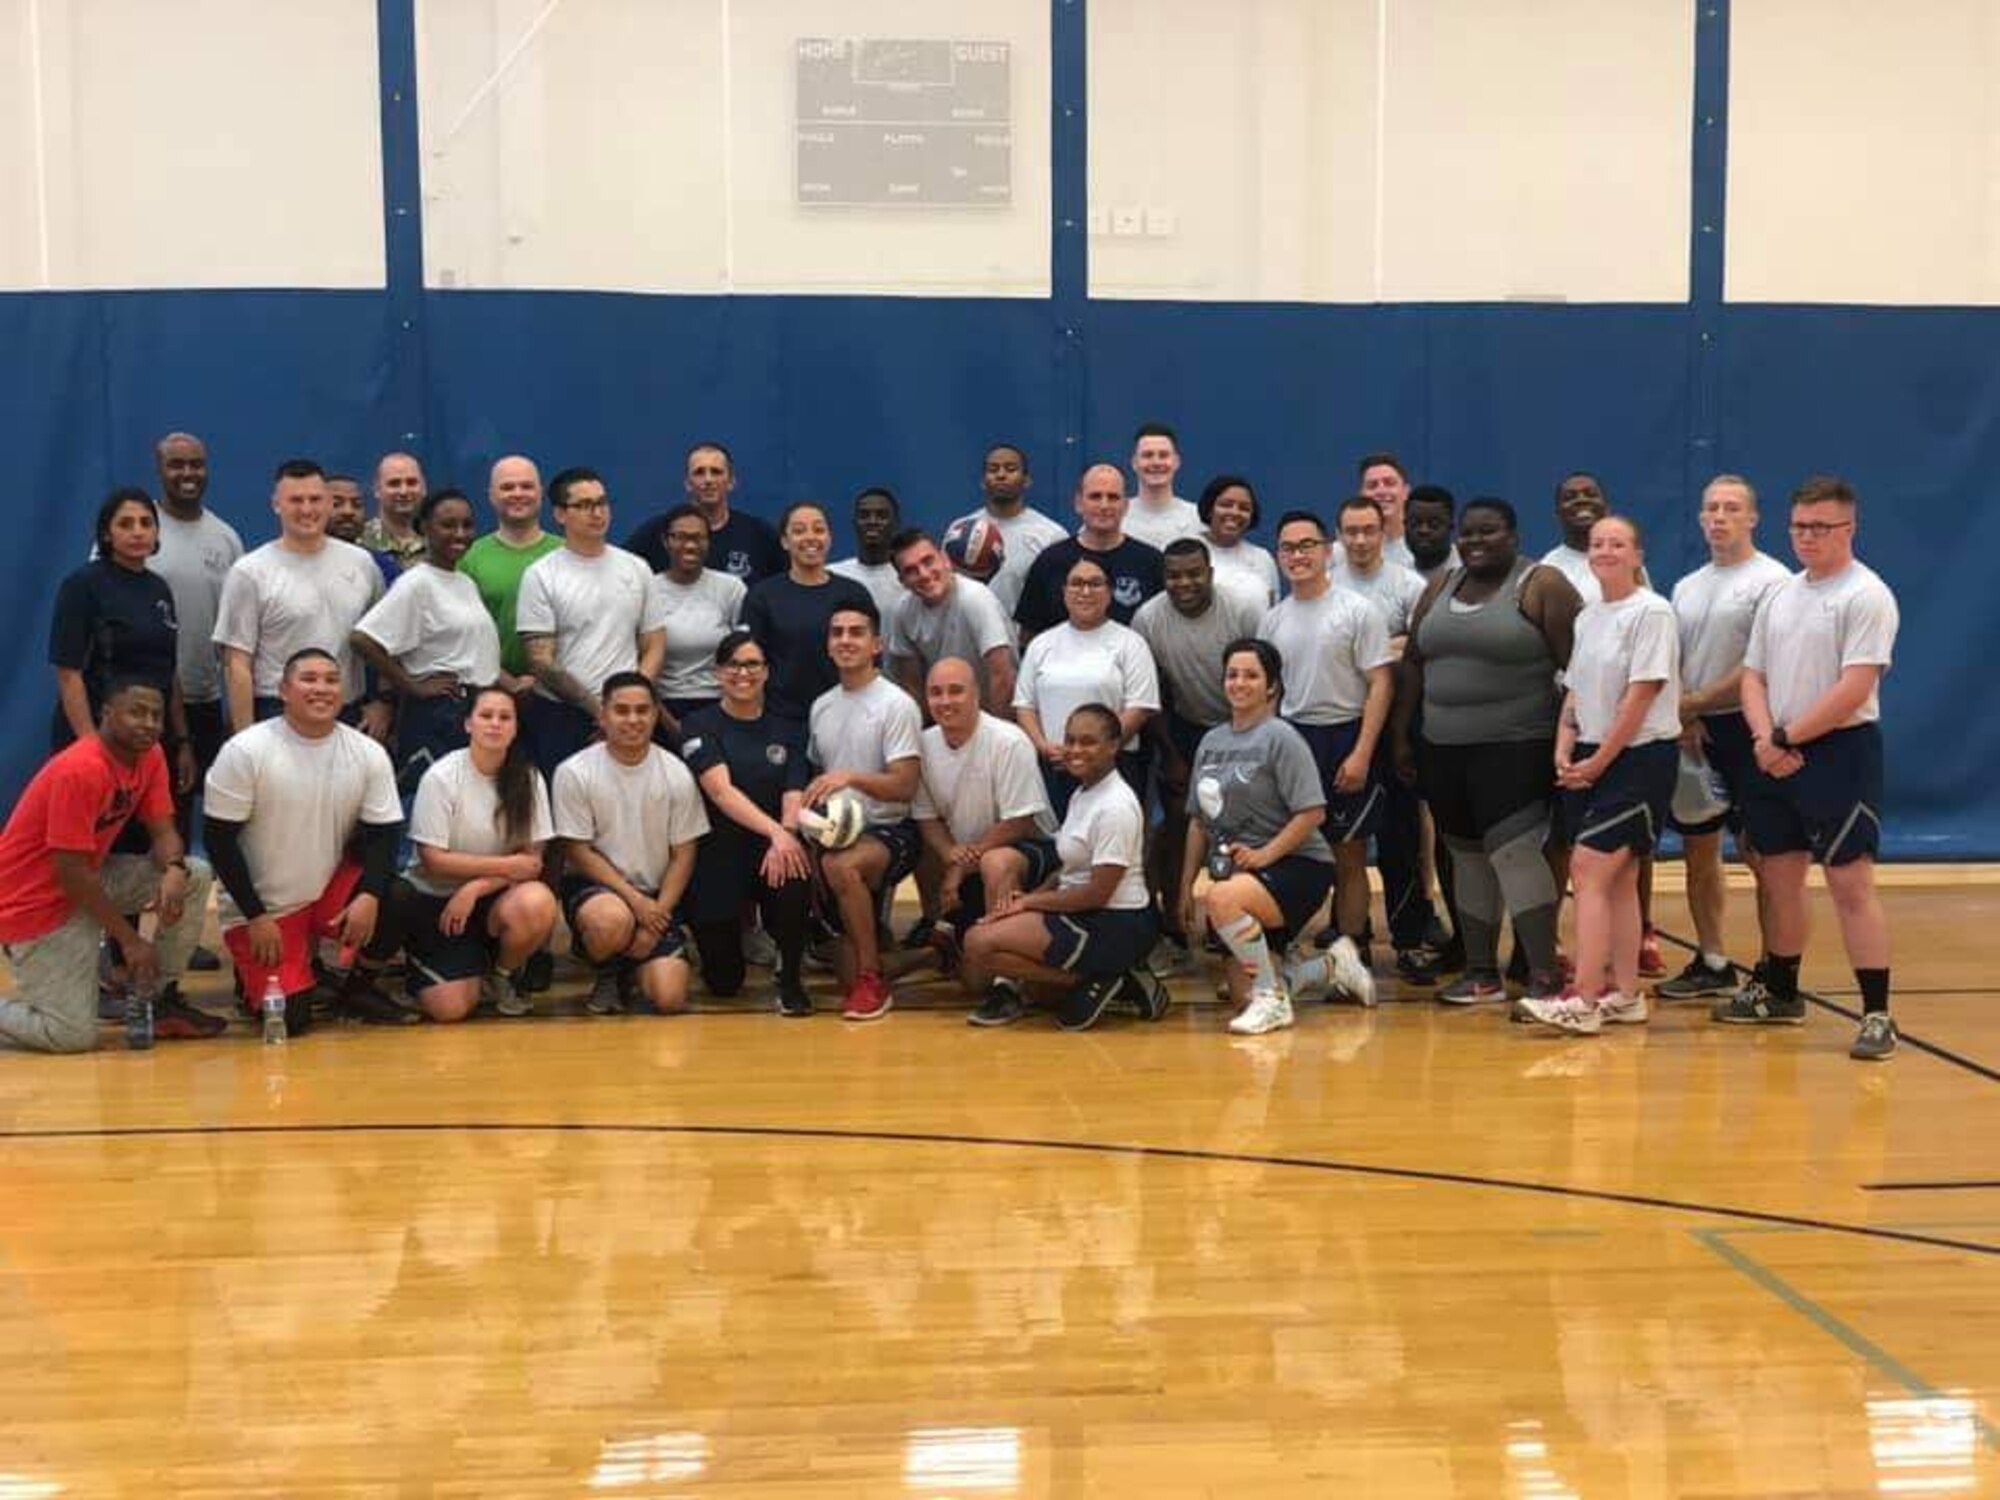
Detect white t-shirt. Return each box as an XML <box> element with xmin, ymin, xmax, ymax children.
<box><xmin>1329</xmin><ymin>558</ymin><xmax>1428</xmax><ymax>637</ymax></box>
<box><xmin>1671</xmin><ymin>552</ymin><xmax>1791</xmax><ymax>703</ymax></box>
<box><xmin>551</xmin><ymin>743</ymin><xmax>710</xmax><ymax>894</ymax></box>
<box><xmin>516</xmin><ymin>546</ymin><xmax>666</xmax><ymax>700</ymax></box>
<box><xmin>807</xmin><ymin>672</ymin><xmax>924</xmax><ymax>823</ymax></box>
<box><xmin>912</xmin><ymin>712</ymin><xmax>1056</xmax><ymax>845</ymax></box>
<box><xmin>1205</xmin><ymin>535</ymin><xmax>1280</xmax><ymax>610</ymax></box>
<box><xmin>1014</xmin><ymin>620</ymin><xmax>1160</xmax><ymax>750</ymax></box>
<box><xmin>151</xmin><ymin>509</ymin><xmax>244</xmax><ymax>702</ymax></box>
<box><xmin>955</xmin><ymin>505</ymin><xmax>1069</xmax><ymax>616</ymax></box>
<box><xmin>829</xmin><ymin>557</ymin><xmax>909</xmax><ymax>622</ymax></box>
<box><xmin>1745</xmin><ymin>560</ymin><xmax>1898</xmax><ymax>727</ymax></box>
<box><xmin>406</xmin><ymin>748</ymin><xmax>555</xmax><ymax>896</ymax></box>
<box><xmin>1056</xmin><ymin>773</ymin><xmax>1150</xmax><ymax>910</ymax></box>
<box><xmin>887</xmin><ymin>577</ymin><xmax>1015</xmax><ymax>696</ymax></box>
<box><xmin>353</xmin><ymin>562</ymin><xmax>502</xmax><ymax>685</ymax></box>
<box><xmin>203</xmin><ymin>718</ymin><xmax>401</xmax><ymax>921</ymax></box>
<box><xmin>1123</xmin><ymin>495</ymin><xmax>1203</xmax><ymax>552</ymax></box>
<box><xmin>1568</xmin><ymin>589</ymin><xmax>1682</xmax><ymax>746</ymax></box>
<box><xmin>653</xmin><ymin>568</ymin><xmax>746</xmax><ymax>701</ymax></box>
<box><xmin>1540</xmin><ymin>544</ymin><xmax>1600</xmax><ymax>605</ymax></box>
<box><xmin>1257</xmin><ymin>589</ymin><xmax>1394</xmax><ymax>724</ymax></box>
<box><xmin>213</xmin><ymin>539</ymin><xmax>385</xmax><ymax>699</ymax></box>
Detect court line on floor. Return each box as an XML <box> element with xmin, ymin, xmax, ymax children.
<box><xmin>1862</xmin><ymin>1182</ymin><xmax>2000</xmax><ymax>1193</ymax></box>
<box><xmin>5</xmin><ymin>1118</ymin><xmax>1999</xmax><ymax>1259</ymax></box>
<box><xmin>1693</xmin><ymin>1228</ymin><xmax>2000</xmax><ymax>1453</ymax></box>
<box><xmin>1656</xmin><ymin>928</ymin><xmax>2000</xmax><ymax>1086</ymax></box>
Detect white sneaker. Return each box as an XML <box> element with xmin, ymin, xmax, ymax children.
<box><xmin>488</xmin><ymin>971</ymin><xmax>532</xmax><ymax>1018</ymax></box>
<box><xmin>1327</xmin><ymin>937</ymin><xmax>1377</xmax><ymax>1009</ymax></box>
<box><xmin>1517</xmin><ymin>993</ymin><xmax>1603</xmax><ymax>1035</ymax></box>
<box><xmin>1227</xmin><ymin>988</ymin><xmax>1294</xmax><ymax>1035</ymax></box>
<box><xmin>1598</xmin><ymin>990</ymin><xmax>1648</xmax><ymax>1026</ymax></box>
<box><xmin>742</xmin><ymin>926</ymin><xmax>778</xmax><ymax>968</ymax></box>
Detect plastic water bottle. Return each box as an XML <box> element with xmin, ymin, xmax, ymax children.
<box><xmin>261</xmin><ymin>975</ymin><xmax>288</xmax><ymax>1046</ymax></box>
<box><xmin>124</xmin><ymin>980</ymin><xmax>156</xmax><ymax>1051</ymax></box>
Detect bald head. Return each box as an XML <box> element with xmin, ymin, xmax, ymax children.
<box><xmin>924</xmin><ymin>655</ymin><xmax>982</xmax><ymax>741</ymax></box>
<box><xmin>154</xmin><ymin>431</ymin><xmax>209</xmax><ymax>512</ymax></box>
<box><xmin>1074</xmin><ymin>462</ymin><xmax>1129</xmax><ymax>542</ymax></box>
<box><xmin>374</xmin><ymin>451</ymin><xmax>426</xmax><ymax>524</ymax></box>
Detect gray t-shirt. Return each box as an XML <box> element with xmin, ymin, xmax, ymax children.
<box><xmin>653</xmin><ymin>568</ymin><xmax>746</xmax><ymax>701</ymax></box>
<box><xmin>1329</xmin><ymin>559</ymin><xmax>1428</xmax><ymax>637</ymax></box>
<box><xmin>887</xmin><ymin>577</ymin><xmax>1015</xmax><ymax>700</ymax></box>
<box><xmin>1131</xmin><ymin>588</ymin><xmax>1263</xmax><ymax>728</ymax></box>
<box><xmin>1187</xmin><ymin>716</ymin><xmax>1333</xmax><ymax>865</ymax></box>
<box><xmin>151</xmin><ymin>509</ymin><xmax>244</xmax><ymax>702</ymax></box>
<box><xmin>1257</xmin><ymin>589</ymin><xmax>1393</xmax><ymax>725</ymax></box>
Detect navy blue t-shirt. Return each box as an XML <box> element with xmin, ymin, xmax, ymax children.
<box><xmin>1012</xmin><ymin>536</ymin><xmax>1165</xmax><ymax>638</ymax></box>
<box><xmin>741</xmin><ymin>572</ymin><xmax>876</xmax><ymax>719</ymax></box>
<box><xmin>623</xmin><ymin>508</ymin><xmax>784</xmax><ymax>585</ymax></box>
<box><xmin>678</xmin><ymin>703</ymin><xmax>809</xmax><ymax>922</ymax></box>
<box><xmin>47</xmin><ymin>559</ymin><xmax>179</xmax><ymax>748</ymax></box>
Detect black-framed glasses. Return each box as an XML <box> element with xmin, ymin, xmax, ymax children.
<box><xmin>1277</xmin><ymin>539</ymin><xmax>1325</xmax><ymax>556</ymax></box>
<box><xmin>1789</xmin><ymin>520</ymin><xmax>1852</xmax><ymax>537</ymax></box>
<box><xmin>720</xmin><ymin>659</ymin><xmax>768</xmax><ymax>673</ymax></box>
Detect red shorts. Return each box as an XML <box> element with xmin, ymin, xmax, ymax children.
<box><xmin>222</xmin><ymin>860</ymin><xmax>364</xmax><ymax>1006</ymax></box>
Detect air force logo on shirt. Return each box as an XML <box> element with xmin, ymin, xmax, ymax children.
<box><xmin>1113</xmin><ymin>576</ymin><xmax>1144</xmax><ymax>609</ymax></box>
<box><xmin>727</xmin><ymin>551</ymin><xmax>751</xmax><ymax>577</ymax></box>
<box><xmin>766</xmin><ymin>744</ymin><xmax>788</xmax><ymax>765</ymax></box>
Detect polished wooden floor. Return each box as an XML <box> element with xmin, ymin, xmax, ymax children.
<box><xmin>2</xmin><ymin>873</ymin><xmax>1997</xmax><ymax>1496</ymax></box>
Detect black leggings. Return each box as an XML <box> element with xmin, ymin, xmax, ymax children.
<box><xmin>1419</xmin><ymin>737</ymin><xmax>1555</xmax><ymax>841</ymax></box>
<box><xmin>689</xmin><ymin>877</ymin><xmax>810</xmax><ymax>997</ymax></box>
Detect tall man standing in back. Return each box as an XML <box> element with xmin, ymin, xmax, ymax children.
<box><xmin>624</xmin><ymin>442</ymin><xmax>784</xmax><ymax>586</ymax></box>
<box><xmin>1013</xmin><ymin>463</ymin><xmax>1165</xmax><ymax>642</ymax></box>
<box><xmin>950</xmin><ymin>443</ymin><xmax>1068</xmax><ymax>621</ymax></box>
<box><xmin>1123</xmin><ymin>423</ymin><xmax>1203</xmax><ymax>551</ymax></box>
<box><xmin>361</xmin><ymin>451</ymin><xmax>429</xmax><ymax>570</ymax></box>
<box><xmin>150</xmin><ymin>432</ymin><xmax>244</xmax><ymax>822</ymax></box>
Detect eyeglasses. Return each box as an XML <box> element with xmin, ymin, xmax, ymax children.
<box><xmin>666</xmin><ymin>531</ymin><xmax>709</xmax><ymax>545</ymax></box>
<box><xmin>1065</xmin><ymin>578</ymin><xmax>1108</xmax><ymax>591</ymax></box>
<box><xmin>1789</xmin><ymin>520</ymin><xmax>1852</xmax><ymax>538</ymax></box>
<box><xmin>559</xmin><ymin>498</ymin><xmax>609</xmax><ymax>513</ymax></box>
<box><xmin>1277</xmin><ymin>539</ymin><xmax>1325</xmax><ymax>556</ymax></box>
<box><xmin>720</xmin><ymin>660</ymin><xmax>768</xmax><ymax>674</ymax></box>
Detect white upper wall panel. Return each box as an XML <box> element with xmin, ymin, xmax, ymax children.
<box><xmin>420</xmin><ymin>0</ymin><xmax>1049</xmax><ymax>296</ymax></box>
<box><xmin>0</xmin><ymin>0</ymin><xmax>385</xmax><ymax>291</ymax></box>
<box><xmin>1727</xmin><ymin>0</ymin><xmax>2000</xmax><ymax>305</ymax></box>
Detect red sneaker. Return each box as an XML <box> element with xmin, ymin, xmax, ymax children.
<box><xmin>1638</xmin><ymin>929</ymin><xmax>1666</xmax><ymax>978</ymax></box>
<box><xmin>842</xmin><ymin>971</ymin><xmax>893</xmax><ymax>1022</ymax></box>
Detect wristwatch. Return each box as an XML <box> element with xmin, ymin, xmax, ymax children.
<box><xmin>1770</xmin><ymin>725</ymin><xmax>1792</xmax><ymax>751</ymax></box>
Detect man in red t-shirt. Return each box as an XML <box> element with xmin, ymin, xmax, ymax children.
<box><xmin>0</xmin><ymin>680</ymin><xmax>222</xmax><ymax>1051</ymax></box>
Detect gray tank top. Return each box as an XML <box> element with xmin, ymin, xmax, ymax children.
<box><xmin>1415</xmin><ymin>556</ymin><xmax>1560</xmax><ymax>744</ymax></box>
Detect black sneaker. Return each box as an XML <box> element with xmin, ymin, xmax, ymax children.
<box><xmin>1711</xmin><ymin>970</ymin><xmax>1805</xmax><ymax>1025</ymax></box>
<box><xmin>899</xmin><ymin>916</ymin><xmax>936</xmax><ymax>951</ymax></box>
<box><xmin>520</xmin><ymin>950</ymin><xmax>555</xmax><ymax>995</ymax></box>
<box><xmin>339</xmin><ymin>979</ymin><xmax>422</xmax><ymax>1026</ymax></box>
<box><xmin>776</xmin><ymin>981</ymin><xmax>813</xmax><ymax>1018</ymax></box>
<box><xmin>188</xmin><ymin>945</ymin><xmax>223</xmax><ymax>972</ymax></box>
<box><xmin>1056</xmin><ymin>975</ymin><xmax>1119</xmax><ymax>1032</ymax></box>
<box><xmin>1112</xmin><ymin>969</ymin><xmax>1171</xmax><ymax>1022</ymax></box>
<box><xmin>967</xmin><ymin>984</ymin><xmax>1026</xmax><ymax>1027</ymax></box>
<box><xmin>1656</xmin><ymin>956</ymin><xmax>1737</xmax><ymax>1000</ymax></box>
<box><xmin>1394</xmin><ymin>947</ymin><xmax>1441</xmax><ymax>987</ymax></box>
<box><xmin>153</xmin><ymin>988</ymin><xmax>229</xmax><ymax>1039</ymax></box>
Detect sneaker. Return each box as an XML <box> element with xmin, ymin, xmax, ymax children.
<box><xmin>1438</xmin><ymin>972</ymin><xmax>1505</xmax><ymax>1005</ymax></box>
<box><xmin>97</xmin><ymin>982</ymin><xmax>130</xmax><ymax>1022</ymax></box>
<box><xmin>188</xmin><ymin>944</ymin><xmax>223</xmax><ymax>972</ymax></box>
<box><xmin>153</xmin><ymin>990</ymin><xmax>228</xmax><ymax>1039</ymax></box>
<box><xmin>1326</xmin><ymin>936</ymin><xmax>1377</xmax><ymax>1009</ymax></box>
<box><xmin>1227</xmin><ymin>987</ymin><xmax>1295</xmax><ymax>1035</ymax></box>
<box><xmin>899</xmin><ymin>917</ymin><xmax>936</xmax><ymax>951</ymax></box>
<box><xmin>1115</xmin><ymin>968</ymin><xmax>1172</xmax><ymax>1022</ymax></box>
<box><xmin>928</xmin><ymin>921</ymin><xmax>963</xmax><ymax>978</ymax></box>
<box><xmin>1638</xmin><ymin>928</ymin><xmax>1667</xmax><ymax>978</ymax></box>
<box><xmin>1598</xmin><ymin>990</ymin><xmax>1649</xmax><ymax>1026</ymax></box>
<box><xmin>521</xmin><ymin>949</ymin><xmax>555</xmax><ymax>994</ymax></box>
<box><xmin>1517</xmin><ymin>992</ymin><xmax>1604</xmax><ymax>1036</ymax></box>
<box><xmin>1850</xmin><ymin>1013</ymin><xmax>1898</xmax><ymax>1061</ymax></box>
<box><xmin>489</xmin><ymin>971</ymin><xmax>533</xmax><ymax>1018</ymax></box>
<box><xmin>742</xmin><ymin>925</ymin><xmax>778</xmax><ymax>969</ymax></box>
<box><xmin>776</xmin><ymin>981</ymin><xmax>813</xmax><ymax>1018</ymax></box>
<box><xmin>967</xmin><ymin>983</ymin><xmax>1026</xmax><ymax>1027</ymax></box>
<box><xmin>1147</xmin><ymin>937</ymin><xmax>1199</xmax><ymax>978</ymax></box>
<box><xmin>1711</xmin><ymin>972</ymin><xmax>1805</xmax><ymax>1026</ymax></box>
<box><xmin>842</xmin><ymin>971</ymin><xmax>893</xmax><ymax>1022</ymax></box>
<box><xmin>1655</xmin><ymin>956</ymin><xmax>1736</xmax><ymax>1000</ymax></box>
<box><xmin>1056</xmin><ymin>974</ymin><xmax>1118</xmax><ymax>1032</ymax></box>
<box><xmin>587</xmin><ymin>967</ymin><xmax>625</xmax><ymax>1015</ymax></box>
<box><xmin>1394</xmin><ymin>946</ymin><xmax>1440</xmax><ymax>987</ymax></box>
<box><xmin>339</xmin><ymin>979</ymin><xmax>422</xmax><ymax>1026</ymax></box>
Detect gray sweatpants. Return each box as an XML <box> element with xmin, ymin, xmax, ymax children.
<box><xmin>0</xmin><ymin>855</ymin><xmax>213</xmax><ymax>1054</ymax></box>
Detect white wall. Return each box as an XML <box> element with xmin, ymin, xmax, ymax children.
<box><xmin>418</xmin><ymin>0</ymin><xmax>1050</xmax><ymax>296</ymax></box>
<box><xmin>1727</xmin><ymin>0</ymin><xmax>2000</xmax><ymax>305</ymax></box>
<box><xmin>0</xmin><ymin>0</ymin><xmax>385</xmax><ymax>291</ymax></box>
<box><xmin>1088</xmin><ymin>0</ymin><xmax>1695</xmax><ymax>304</ymax></box>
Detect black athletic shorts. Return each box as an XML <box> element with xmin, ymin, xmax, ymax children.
<box><xmin>1418</xmin><ymin>737</ymin><xmax>1555</xmax><ymax>843</ymax></box>
<box><xmin>1562</xmin><ymin>739</ymin><xmax>1677</xmax><ymax>856</ymax></box>
<box><xmin>1041</xmin><ymin>905</ymin><xmax>1159</xmax><ymax>979</ymax></box>
<box><xmin>402</xmin><ymin>887</ymin><xmax>505</xmax><ymax>987</ymax></box>
<box><xmin>1250</xmin><ymin>854</ymin><xmax>1337</xmax><ymax>948</ymax></box>
<box><xmin>558</xmin><ymin>876</ymin><xmax>689</xmax><ymax>965</ymax></box>
<box><xmin>1741</xmin><ymin>723</ymin><xmax>1883</xmax><ymax>867</ymax></box>
<box><xmin>1290</xmin><ymin>718</ymin><xmax>1384</xmax><ymax>844</ymax></box>
<box><xmin>949</xmin><ymin>837</ymin><xmax>1061</xmax><ymax>924</ymax></box>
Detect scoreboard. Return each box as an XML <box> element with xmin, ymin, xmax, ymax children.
<box><xmin>795</xmin><ymin>38</ymin><xmax>1012</xmax><ymax>209</ymax></box>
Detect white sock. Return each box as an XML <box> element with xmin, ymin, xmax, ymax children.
<box><xmin>1217</xmin><ymin>913</ymin><xmax>1277</xmax><ymax>994</ymax></box>
<box><xmin>1702</xmin><ymin>950</ymin><xmax>1729</xmax><ymax>971</ymax></box>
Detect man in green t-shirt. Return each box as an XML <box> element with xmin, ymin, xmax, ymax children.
<box><xmin>461</xmin><ymin>455</ymin><xmax>562</xmax><ymax>677</ymax></box>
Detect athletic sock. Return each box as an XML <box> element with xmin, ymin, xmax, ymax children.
<box><xmin>1701</xmin><ymin>950</ymin><xmax>1730</xmax><ymax>971</ymax></box>
<box><xmin>1217</xmin><ymin>913</ymin><xmax>1277</xmax><ymax>994</ymax></box>
<box><xmin>1766</xmin><ymin>953</ymin><xmax>1802</xmax><ymax>1001</ymax></box>
<box><xmin>1855</xmin><ymin>967</ymin><xmax>1891</xmax><ymax>1016</ymax></box>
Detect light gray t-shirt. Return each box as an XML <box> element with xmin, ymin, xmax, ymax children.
<box><xmin>551</xmin><ymin>742</ymin><xmax>709</xmax><ymax>894</ymax></box>
<box><xmin>1257</xmin><ymin>589</ymin><xmax>1394</xmax><ymax>725</ymax></box>
<box><xmin>1205</xmin><ymin>537</ymin><xmax>1281</xmax><ymax>610</ymax></box>
<box><xmin>912</xmin><ymin>712</ymin><xmax>1056</xmax><ymax>845</ymax></box>
<box><xmin>1123</xmin><ymin>495</ymin><xmax>1203</xmax><ymax>552</ymax></box>
<box><xmin>1744</xmin><ymin>560</ymin><xmax>1897</xmax><ymax>726</ymax></box>
<box><xmin>1131</xmin><ymin>588</ymin><xmax>1263</xmax><ymax>728</ymax></box>
<box><xmin>653</xmin><ymin>568</ymin><xmax>746</xmax><ymax>701</ymax></box>
<box><xmin>829</xmin><ymin>557</ymin><xmax>909</xmax><ymax>622</ymax></box>
<box><xmin>151</xmin><ymin>509</ymin><xmax>244</xmax><ymax>702</ymax></box>
<box><xmin>353</xmin><ymin>562</ymin><xmax>502</xmax><ymax>685</ymax></box>
<box><xmin>1671</xmin><ymin>552</ymin><xmax>1790</xmax><ymax>703</ymax></box>
<box><xmin>213</xmin><ymin>539</ymin><xmax>385</xmax><ymax>700</ymax></box>
<box><xmin>406</xmin><ymin>747</ymin><xmax>554</xmax><ymax>896</ymax></box>
<box><xmin>516</xmin><ymin>546</ymin><xmax>667</xmax><ymax>700</ymax></box>
<box><xmin>1329</xmin><ymin>558</ymin><xmax>1428</xmax><ymax>637</ymax></box>
<box><xmin>1569</xmin><ymin>589</ymin><xmax>1682</xmax><ymax>746</ymax></box>
<box><xmin>1187</xmin><ymin>716</ymin><xmax>1333</xmax><ymax>864</ymax></box>
<box><xmin>807</xmin><ymin>672</ymin><xmax>924</xmax><ymax>824</ymax></box>
<box><xmin>888</xmin><ymin>577</ymin><xmax>1015</xmax><ymax>699</ymax></box>
<box><xmin>954</xmin><ymin>505</ymin><xmax>1069</xmax><ymax>616</ymax></box>
<box><xmin>1540</xmin><ymin>544</ymin><xmax>1600</xmax><ymax>605</ymax></box>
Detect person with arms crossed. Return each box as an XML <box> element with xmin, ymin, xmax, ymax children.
<box><xmin>804</xmin><ymin>600</ymin><xmax>924</xmax><ymax>1023</ymax></box>
<box><xmin>1716</xmin><ymin>476</ymin><xmax>1901</xmax><ymax>1061</ymax></box>
<box><xmin>1013</xmin><ymin>462</ymin><xmax>1165</xmax><ymax>641</ymax></box>
<box><xmin>0</xmin><ymin>680</ymin><xmax>220</xmax><ymax>1050</ymax></box>
<box><xmin>1656</xmin><ymin>475</ymin><xmax>1790</xmax><ymax>1001</ymax></box>
<box><xmin>1123</xmin><ymin>422</ymin><xmax>1203</xmax><ymax>551</ymax></box>
<box><xmin>203</xmin><ymin>649</ymin><xmax>410</xmax><ymax>1034</ymax></box>
<box><xmin>829</xmin><ymin>486</ymin><xmax>911</xmax><ymax>621</ymax></box>
<box><xmin>397</xmin><ymin>686</ymin><xmax>558</xmax><ymax>1021</ymax></box>
<box><xmin>951</xmin><ymin>443</ymin><xmax>1068</xmax><ymax>621</ymax></box>
<box><xmin>552</xmin><ymin>674</ymin><xmax>710</xmax><ymax>1017</ymax></box>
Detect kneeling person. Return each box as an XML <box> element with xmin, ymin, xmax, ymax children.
<box><xmin>552</xmin><ymin>673</ymin><xmax>710</xmax><ymax>1015</ymax></box>
<box><xmin>399</xmin><ymin>686</ymin><xmax>559</xmax><ymax>1021</ymax></box>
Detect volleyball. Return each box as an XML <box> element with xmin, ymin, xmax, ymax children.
<box><xmin>798</xmin><ymin>787</ymin><xmax>867</xmax><ymax>850</ymax></box>
<box><xmin>942</xmin><ymin>514</ymin><xmax>1005</xmax><ymax>581</ymax></box>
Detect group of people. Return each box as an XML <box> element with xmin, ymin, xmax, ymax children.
<box><xmin>0</xmin><ymin>424</ymin><xmax>1901</xmax><ymax>1062</ymax></box>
